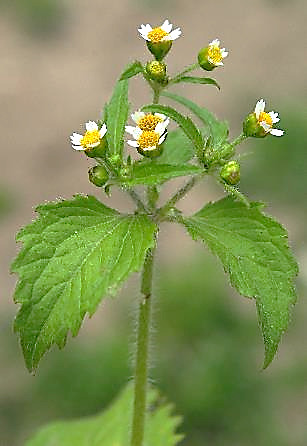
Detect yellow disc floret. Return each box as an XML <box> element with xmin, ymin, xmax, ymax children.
<box><xmin>80</xmin><ymin>130</ymin><xmax>101</xmax><ymax>149</ymax></box>
<box><xmin>138</xmin><ymin>131</ymin><xmax>160</xmax><ymax>150</ymax></box>
<box><xmin>138</xmin><ymin>114</ymin><xmax>163</xmax><ymax>131</ymax></box>
<box><xmin>147</xmin><ymin>27</ymin><xmax>168</xmax><ymax>43</ymax></box>
<box><xmin>208</xmin><ymin>46</ymin><xmax>223</xmax><ymax>65</ymax></box>
<box><xmin>258</xmin><ymin>112</ymin><xmax>273</xmax><ymax>128</ymax></box>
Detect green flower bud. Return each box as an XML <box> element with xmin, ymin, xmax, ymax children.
<box><xmin>88</xmin><ymin>165</ymin><xmax>109</xmax><ymax>187</ymax></box>
<box><xmin>85</xmin><ymin>138</ymin><xmax>108</xmax><ymax>158</ymax></box>
<box><xmin>146</xmin><ymin>61</ymin><xmax>167</xmax><ymax>84</ymax></box>
<box><xmin>146</xmin><ymin>40</ymin><xmax>172</xmax><ymax>61</ymax></box>
<box><xmin>220</xmin><ymin>161</ymin><xmax>240</xmax><ymax>185</ymax></box>
<box><xmin>137</xmin><ymin>143</ymin><xmax>164</xmax><ymax>159</ymax></box>
<box><xmin>243</xmin><ymin>113</ymin><xmax>267</xmax><ymax>138</ymax></box>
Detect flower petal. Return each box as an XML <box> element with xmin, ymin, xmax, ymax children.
<box><xmin>161</xmin><ymin>19</ymin><xmax>172</xmax><ymax>33</ymax></box>
<box><xmin>72</xmin><ymin>145</ymin><xmax>85</xmax><ymax>151</ymax></box>
<box><xmin>159</xmin><ymin>132</ymin><xmax>167</xmax><ymax>145</ymax></box>
<box><xmin>168</xmin><ymin>28</ymin><xmax>182</xmax><ymax>41</ymax></box>
<box><xmin>209</xmin><ymin>39</ymin><xmax>220</xmax><ymax>47</ymax></box>
<box><xmin>255</xmin><ymin>99</ymin><xmax>265</xmax><ymax>118</ymax></box>
<box><xmin>155</xmin><ymin>118</ymin><xmax>170</xmax><ymax>135</ymax></box>
<box><xmin>127</xmin><ymin>140</ymin><xmax>139</xmax><ymax>148</ymax></box>
<box><xmin>99</xmin><ymin>123</ymin><xmax>107</xmax><ymax>138</ymax></box>
<box><xmin>260</xmin><ymin>121</ymin><xmax>271</xmax><ymax>132</ymax></box>
<box><xmin>125</xmin><ymin>126</ymin><xmax>142</xmax><ymax>139</ymax></box>
<box><xmin>269</xmin><ymin>111</ymin><xmax>280</xmax><ymax>123</ymax></box>
<box><xmin>131</xmin><ymin>111</ymin><xmax>145</xmax><ymax>124</ymax></box>
<box><xmin>270</xmin><ymin>128</ymin><xmax>284</xmax><ymax>137</ymax></box>
<box><xmin>86</xmin><ymin>121</ymin><xmax>98</xmax><ymax>132</ymax></box>
<box><xmin>70</xmin><ymin>133</ymin><xmax>82</xmax><ymax>145</ymax></box>
<box><xmin>155</xmin><ymin>113</ymin><xmax>166</xmax><ymax>120</ymax></box>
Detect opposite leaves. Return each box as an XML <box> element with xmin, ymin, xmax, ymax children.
<box><xmin>26</xmin><ymin>385</ymin><xmax>183</xmax><ymax>446</ymax></box>
<box><xmin>183</xmin><ymin>197</ymin><xmax>298</xmax><ymax>368</ymax></box>
<box><xmin>11</xmin><ymin>195</ymin><xmax>157</xmax><ymax>372</ymax></box>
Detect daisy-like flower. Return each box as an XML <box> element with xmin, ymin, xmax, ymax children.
<box><xmin>70</xmin><ymin>121</ymin><xmax>107</xmax><ymax>157</ymax></box>
<box><xmin>198</xmin><ymin>39</ymin><xmax>228</xmax><ymax>71</ymax></box>
<box><xmin>138</xmin><ymin>19</ymin><xmax>181</xmax><ymax>43</ymax></box>
<box><xmin>254</xmin><ymin>99</ymin><xmax>284</xmax><ymax>136</ymax></box>
<box><xmin>207</xmin><ymin>39</ymin><xmax>228</xmax><ymax>66</ymax></box>
<box><xmin>125</xmin><ymin>113</ymin><xmax>169</xmax><ymax>158</ymax></box>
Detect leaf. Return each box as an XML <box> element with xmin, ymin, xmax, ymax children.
<box><xmin>25</xmin><ymin>385</ymin><xmax>183</xmax><ymax>446</ymax></box>
<box><xmin>157</xmin><ymin>128</ymin><xmax>195</xmax><ymax>165</ymax></box>
<box><xmin>142</xmin><ymin>103</ymin><xmax>204</xmax><ymax>153</ymax></box>
<box><xmin>162</xmin><ymin>91</ymin><xmax>229</xmax><ymax>148</ymax></box>
<box><xmin>11</xmin><ymin>195</ymin><xmax>156</xmax><ymax>372</ymax></box>
<box><xmin>120</xmin><ymin>61</ymin><xmax>144</xmax><ymax>80</ymax></box>
<box><xmin>106</xmin><ymin>78</ymin><xmax>129</xmax><ymax>157</ymax></box>
<box><xmin>121</xmin><ymin>163</ymin><xmax>203</xmax><ymax>186</ymax></box>
<box><xmin>171</xmin><ymin>76</ymin><xmax>220</xmax><ymax>89</ymax></box>
<box><xmin>182</xmin><ymin>196</ymin><xmax>298</xmax><ymax>368</ymax></box>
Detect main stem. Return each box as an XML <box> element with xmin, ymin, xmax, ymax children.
<box><xmin>130</xmin><ymin>247</ymin><xmax>156</xmax><ymax>446</ymax></box>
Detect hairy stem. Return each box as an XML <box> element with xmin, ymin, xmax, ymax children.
<box><xmin>130</xmin><ymin>247</ymin><xmax>156</xmax><ymax>446</ymax></box>
<box><xmin>168</xmin><ymin>62</ymin><xmax>199</xmax><ymax>85</ymax></box>
<box><xmin>126</xmin><ymin>188</ymin><xmax>149</xmax><ymax>213</ymax></box>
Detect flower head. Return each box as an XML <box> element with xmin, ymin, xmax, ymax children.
<box><xmin>125</xmin><ymin>112</ymin><xmax>169</xmax><ymax>157</ymax></box>
<box><xmin>254</xmin><ymin>99</ymin><xmax>284</xmax><ymax>136</ymax></box>
<box><xmin>70</xmin><ymin>121</ymin><xmax>107</xmax><ymax>151</ymax></box>
<box><xmin>198</xmin><ymin>39</ymin><xmax>228</xmax><ymax>71</ymax></box>
<box><xmin>138</xmin><ymin>20</ymin><xmax>181</xmax><ymax>43</ymax></box>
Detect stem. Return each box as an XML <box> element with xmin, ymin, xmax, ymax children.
<box><xmin>130</xmin><ymin>247</ymin><xmax>156</xmax><ymax>446</ymax></box>
<box><xmin>168</xmin><ymin>62</ymin><xmax>199</xmax><ymax>85</ymax></box>
<box><xmin>126</xmin><ymin>188</ymin><xmax>149</xmax><ymax>213</ymax></box>
<box><xmin>231</xmin><ymin>132</ymin><xmax>247</xmax><ymax>148</ymax></box>
<box><xmin>152</xmin><ymin>84</ymin><xmax>161</xmax><ymax>104</ymax></box>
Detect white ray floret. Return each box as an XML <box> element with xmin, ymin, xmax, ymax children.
<box><xmin>254</xmin><ymin>99</ymin><xmax>284</xmax><ymax>136</ymax></box>
<box><xmin>207</xmin><ymin>38</ymin><xmax>228</xmax><ymax>66</ymax></box>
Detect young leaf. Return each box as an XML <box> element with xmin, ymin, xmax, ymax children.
<box><xmin>157</xmin><ymin>128</ymin><xmax>195</xmax><ymax>165</ymax></box>
<box><xmin>106</xmin><ymin>79</ymin><xmax>129</xmax><ymax>157</ymax></box>
<box><xmin>182</xmin><ymin>197</ymin><xmax>298</xmax><ymax>368</ymax></box>
<box><xmin>120</xmin><ymin>61</ymin><xmax>144</xmax><ymax>80</ymax></box>
<box><xmin>142</xmin><ymin>104</ymin><xmax>204</xmax><ymax>153</ymax></box>
<box><xmin>11</xmin><ymin>195</ymin><xmax>156</xmax><ymax>372</ymax></box>
<box><xmin>121</xmin><ymin>163</ymin><xmax>203</xmax><ymax>186</ymax></box>
<box><xmin>162</xmin><ymin>91</ymin><xmax>228</xmax><ymax>148</ymax></box>
<box><xmin>171</xmin><ymin>76</ymin><xmax>220</xmax><ymax>89</ymax></box>
<box><xmin>25</xmin><ymin>385</ymin><xmax>183</xmax><ymax>446</ymax></box>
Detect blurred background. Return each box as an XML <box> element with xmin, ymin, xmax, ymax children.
<box><xmin>0</xmin><ymin>0</ymin><xmax>306</xmax><ymax>445</ymax></box>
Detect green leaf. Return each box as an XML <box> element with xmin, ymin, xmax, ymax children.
<box><xmin>171</xmin><ymin>76</ymin><xmax>220</xmax><ymax>89</ymax></box>
<box><xmin>120</xmin><ymin>61</ymin><xmax>144</xmax><ymax>80</ymax></box>
<box><xmin>162</xmin><ymin>91</ymin><xmax>229</xmax><ymax>148</ymax></box>
<box><xmin>121</xmin><ymin>163</ymin><xmax>203</xmax><ymax>186</ymax></box>
<box><xmin>157</xmin><ymin>128</ymin><xmax>195</xmax><ymax>165</ymax></box>
<box><xmin>142</xmin><ymin>104</ymin><xmax>204</xmax><ymax>153</ymax></box>
<box><xmin>11</xmin><ymin>195</ymin><xmax>156</xmax><ymax>372</ymax></box>
<box><xmin>106</xmin><ymin>79</ymin><xmax>129</xmax><ymax>157</ymax></box>
<box><xmin>182</xmin><ymin>196</ymin><xmax>298</xmax><ymax>368</ymax></box>
<box><xmin>25</xmin><ymin>385</ymin><xmax>183</xmax><ymax>446</ymax></box>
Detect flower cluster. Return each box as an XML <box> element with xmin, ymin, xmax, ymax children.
<box><xmin>125</xmin><ymin>112</ymin><xmax>169</xmax><ymax>157</ymax></box>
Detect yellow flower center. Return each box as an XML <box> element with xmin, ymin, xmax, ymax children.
<box><xmin>80</xmin><ymin>130</ymin><xmax>101</xmax><ymax>149</ymax></box>
<box><xmin>208</xmin><ymin>45</ymin><xmax>223</xmax><ymax>65</ymax></box>
<box><xmin>138</xmin><ymin>131</ymin><xmax>160</xmax><ymax>150</ymax></box>
<box><xmin>147</xmin><ymin>27</ymin><xmax>168</xmax><ymax>43</ymax></box>
<box><xmin>258</xmin><ymin>112</ymin><xmax>273</xmax><ymax>128</ymax></box>
<box><xmin>138</xmin><ymin>114</ymin><xmax>163</xmax><ymax>131</ymax></box>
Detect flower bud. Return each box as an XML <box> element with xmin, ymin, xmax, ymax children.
<box><xmin>243</xmin><ymin>113</ymin><xmax>267</xmax><ymax>138</ymax></box>
<box><xmin>220</xmin><ymin>161</ymin><xmax>240</xmax><ymax>185</ymax></box>
<box><xmin>85</xmin><ymin>138</ymin><xmax>108</xmax><ymax>158</ymax></box>
<box><xmin>146</xmin><ymin>61</ymin><xmax>168</xmax><ymax>84</ymax></box>
<box><xmin>146</xmin><ymin>40</ymin><xmax>172</xmax><ymax>61</ymax></box>
<box><xmin>88</xmin><ymin>165</ymin><xmax>109</xmax><ymax>187</ymax></box>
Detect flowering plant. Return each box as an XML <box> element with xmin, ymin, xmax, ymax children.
<box><xmin>11</xmin><ymin>19</ymin><xmax>297</xmax><ymax>446</ymax></box>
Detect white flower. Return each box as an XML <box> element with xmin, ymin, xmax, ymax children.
<box><xmin>70</xmin><ymin>121</ymin><xmax>107</xmax><ymax>151</ymax></box>
<box><xmin>138</xmin><ymin>19</ymin><xmax>181</xmax><ymax>44</ymax></box>
<box><xmin>207</xmin><ymin>39</ymin><xmax>228</xmax><ymax>66</ymax></box>
<box><xmin>254</xmin><ymin>99</ymin><xmax>284</xmax><ymax>136</ymax></box>
<box><xmin>125</xmin><ymin>114</ymin><xmax>169</xmax><ymax>152</ymax></box>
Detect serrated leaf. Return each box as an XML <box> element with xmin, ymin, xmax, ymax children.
<box><xmin>182</xmin><ymin>197</ymin><xmax>298</xmax><ymax>368</ymax></box>
<box><xmin>142</xmin><ymin>103</ymin><xmax>204</xmax><ymax>153</ymax></box>
<box><xmin>11</xmin><ymin>195</ymin><xmax>156</xmax><ymax>372</ymax></box>
<box><xmin>120</xmin><ymin>61</ymin><xmax>143</xmax><ymax>80</ymax></box>
<box><xmin>162</xmin><ymin>91</ymin><xmax>229</xmax><ymax>148</ymax></box>
<box><xmin>25</xmin><ymin>385</ymin><xmax>183</xmax><ymax>446</ymax></box>
<box><xmin>171</xmin><ymin>76</ymin><xmax>220</xmax><ymax>89</ymax></box>
<box><xmin>106</xmin><ymin>79</ymin><xmax>129</xmax><ymax>157</ymax></box>
<box><xmin>157</xmin><ymin>128</ymin><xmax>195</xmax><ymax>165</ymax></box>
<box><xmin>121</xmin><ymin>163</ymin><xmax>203</xmax><ymax>186</ymax></box>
